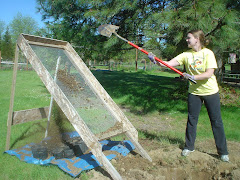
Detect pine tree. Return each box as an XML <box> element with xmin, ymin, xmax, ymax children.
<box><xmin>146</xmin><ymin>0</ymin><xmax>240</xmax><ymax>59</ymax></box>
<box><xmin>0</xmin><ymin>20</ymin><xmax>5</xmax><ymax>52</ymax></box>
<box><xmin>36</xmin><ymin>0</ymin><xmax>157</xmax><ymax>62</ymax></box>
<box><xmin>2</xmin><ymin>27</ymin><xmax>14</xmax><ymax>61</ymax></box>
<box><xmin>36</xmin><ymin>0</ymin><xmax>240</xmax><ymax>69</ymax></box>
<box><xmin>0</xmin><ymin>34</ymin><xmax>2</xmax><ymax>52</ymax></box>
<box><xmin>144</xmin><ymin>0</ymin><xmax>240</xmax><ymax>79</ymax></box>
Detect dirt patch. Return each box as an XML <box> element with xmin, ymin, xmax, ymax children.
<box><xmin>219</xmin><ymin>85</ymin><xmax>240</xmax><ymax>106</ymax></box>
<box><xmin>84</xmin><ymin>139</ymin><xmax>240</xmax><ymax>180</ymax></box>
<box><xmin>81</xmin><ymin>110</ymin><xmax>240</xmax><ymax>180</ymax></box>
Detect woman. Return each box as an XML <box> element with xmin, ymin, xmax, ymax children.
<box><xmin>148</xmin><ymin>30</ymin><xmax>229</xmax><ymax>162</ymax></box>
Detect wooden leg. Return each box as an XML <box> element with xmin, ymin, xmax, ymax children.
<box><xmin>125</xmin><ymin>131</ymin><xmax>152</xmax><ymax>162</ymax></box>
<box><xmin>91</xmin><ymin>145</ymin><xmax>123</xmax><ymax>180</ymax></box>
<box><xmin>6</xmin><ymin>46</ymin><xmax>19</xmax><ymax>151</ymax></box>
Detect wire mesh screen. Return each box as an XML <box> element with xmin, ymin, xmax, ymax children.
<box><xmin>30</xmin><ymin>44</ymin><xmax>118</xmax><ymax>135</ymax></box>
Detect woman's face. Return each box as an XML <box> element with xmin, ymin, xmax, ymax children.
<box><xmin>186</xmin><ymin>33</ymin><xmax>199</xmax><ymax>49</ymax></box>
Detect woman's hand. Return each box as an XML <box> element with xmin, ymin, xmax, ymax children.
<box><xmin>148</xmin><ymin>52</ymin><xmax>156</xmax><ymax>64</ymax></box>
<box><xmin>183</xmin><ymin>73</ymin><xmax>195</xmax><ymax>80</ymax></box>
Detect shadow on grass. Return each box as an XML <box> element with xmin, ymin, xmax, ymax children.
<box><xmin>93</xmin><ymin>70</ymin><xmax>188</xmax><ymax>115</ymax></box>
<box><xmin>139</xmin><ymin>130</ymin><xmax>185</xmax><ymax>149</ymax></box>
<box><xmin>10</xmin><ymin>122</ymin><xmax>46</xmax><ymax>149</ymax></box>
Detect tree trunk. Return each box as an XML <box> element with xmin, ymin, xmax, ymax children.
<box><xmin>214</xmin><ymin>51</ymin><xmax>223</xmax><ymax>83</ymax></box>
<box><xmin>0</xmin><ymin>51</ymin><xmax>1</xmax><ymax>69</ymax></box>
<box><xmin>135</xmin><ymin>48</ymin><xmax>138</xmax><ymax>71</ymax></box>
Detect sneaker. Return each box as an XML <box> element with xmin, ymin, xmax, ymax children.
<box><xmin>181</xmin><ymin>149</ymin><xmax>195</xmax><ymax>157</ymax></box>
<box><xmin>220</xmin><ymin>155</ymin><xmax>229</xmax><ymax>162</ymax></box>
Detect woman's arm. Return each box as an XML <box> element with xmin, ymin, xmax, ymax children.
<box><xmin>194</xmin><ymin>68</ymin><xmax>215</xmax><ymax>80</ymax></box>
<box><xmin>156</xmin><ymin>57</ymin><xmax>180</xmax><ymax>67</ymax></box>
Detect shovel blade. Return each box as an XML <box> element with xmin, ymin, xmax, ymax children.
<box><xmin>98</xmin><ymin>24</ymin><xmax>119</xmax><ymax>37</ymax></box>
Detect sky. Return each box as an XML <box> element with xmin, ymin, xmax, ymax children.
<box><xmin>0</xmin><ymin>0</ymin><xmax>45</xmax><ymax>28</ymax></box>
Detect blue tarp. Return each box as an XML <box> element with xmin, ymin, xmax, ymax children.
<box><xmin>5</xmin><ymin>132</ymin><xmax>135</xmax><ymax>177</ymax></box>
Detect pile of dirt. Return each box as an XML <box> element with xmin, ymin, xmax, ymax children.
<box><xmin>85</xmin><ymin>139</ymin><xmax>240</xmax><ymax>180</ymax></box>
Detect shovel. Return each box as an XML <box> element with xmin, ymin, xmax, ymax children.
<box><xmin>98</xmin><ymin>24</ymin><xmax>197</xmax><ymax>84</ymax></box>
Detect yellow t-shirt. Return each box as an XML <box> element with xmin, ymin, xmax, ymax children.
<box><xmin>176</xmin><ymin>48</ymin><xmax>219</xmax><ymax>96</ymax></box>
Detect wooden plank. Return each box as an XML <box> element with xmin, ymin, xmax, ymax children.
<box><xmin>22</xmin><ymin>34</ymin><xmax>67</xmax><ymax>46</ymax></box>
<box><xmin>96</xmin><ymin>128</ymin><xmax>126</xmax><ymax>140</ymax></box>
<box><xmin>28</xmin><ymin>41</ymin><xmax>65</xmax><ymax>49</ymax></box>
<box><xmin>223</xmin><ymin>78</ymin><xmax>240</xmax><ymax>83</ymax></box>
<box><xmin>223</xmin><ymin>73</ymin><xmax>240</xmax><ymax>76</ymax></box>
<box><xmin>91</xmin><ymin>146</ymin><xmax>123</xmax><ymax>180</ymax></box>
<box><xmin>222</xmin><ymin>73</ymin><xmax>240</xmax><ymax>84</ymax></box>
<box><xmin>6</xmin><ymin>45</ymin><xmax>19</xmax><ymax>151</ymax></box>
<box><xmin>0</xmin><ymin>51</ymin><xmax>1</xmax><ymax>69</ymax></box>
<box><xmin>12</xmin><ymin>107</ymin><xmax>49</xmax><ymax>125</ymax></box>
<box><xmin>125</xmin><ymin>131</ymin><xmax>152</xmax><ymax>162</ymax></box>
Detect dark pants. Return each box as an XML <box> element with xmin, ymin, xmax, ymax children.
<box><xmin>184</xmin><ymin>92</ymin><xmax>228</xmax><ymax>155</ymax></box>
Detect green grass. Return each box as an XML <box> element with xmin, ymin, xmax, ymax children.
<box><xmin>0</xmin><ymin>70</ymin><xmax>73</xmax><ymax>180</ymax></box>
<box><xmin>92</xmin><ymin>70</ymin><xmax>184</xmax><ymax>113</ymax></box>
<box><xmin>0</xmin><ymin>69</ymin><xmax>239</xmax><ymax>179</ymax></box>
<box><xmin>92</xmin><ymin>70</ymin><xmax>240</xmax><ymax>142</ymax></box>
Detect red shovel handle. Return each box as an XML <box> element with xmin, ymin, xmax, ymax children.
<box><xmin>128</xmin><ymin>41</ymin><xmax>197</xmax><ymax>84</ymax></box>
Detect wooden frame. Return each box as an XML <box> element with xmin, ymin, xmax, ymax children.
<box><xmin>6</xmin><ymin>34</ymin><xmax>151</xmax><ymax>180</ymax></box>
<box><xmin>12</xmin><ymin>107</ymin><xmax>49</xmax><ymax>125</ymax></box>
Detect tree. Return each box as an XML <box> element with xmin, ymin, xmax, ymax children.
<box><xmin>145</xmin><ymin>0</ymin><xmax>240</xmax><ymax>73</ymax></box>
<box><xmin>36</xmin><ymin>0</ymin><xmax>159</xmax><ymax>62</ymax></box>
<box><xmin>9</xmin><ymin>12</ymin><xmax>39</xmax><ymax>43</ymax></box>
<box><xmin>36</xmin><ymin>0</ymin><xmax>240</xmax><ymax>74</ymax></box>
<box><xmin>35</xmin><ymin>27</ymin><xmax>51</xmax><ymax>38</ymax></box>
<box><xmin>1</xmin><ymin>27</ymin><xmax>14</xmax><ymax>61</ymax></box>
<box><xmin>37</xmin><ymin>0</ymin><xmax>107</xmax><ymax>61</ymax></box>
<box><xmin>0</xmin><ymin>20</ymin><xmax>5</xmax><ymax>51</ymax></box>
<box><xmin>0</xmin><ymin>21</ymin><xmax>5</xmax><ymax>35</ymax></box>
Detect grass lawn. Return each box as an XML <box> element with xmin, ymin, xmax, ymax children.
<box><xmin>0</xmin><ymin>70</ymin><xmax>74</xmax><ymax>180</ymax></box>
<box><xmin>93</xmin><ymin>70</ymin><xmax>240</xmax><ymax>141</ymax></box>
<box><xmin>0</xmin><ymin>69</ymin><xmax>239</xmax><ymax>179</ymax></box>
